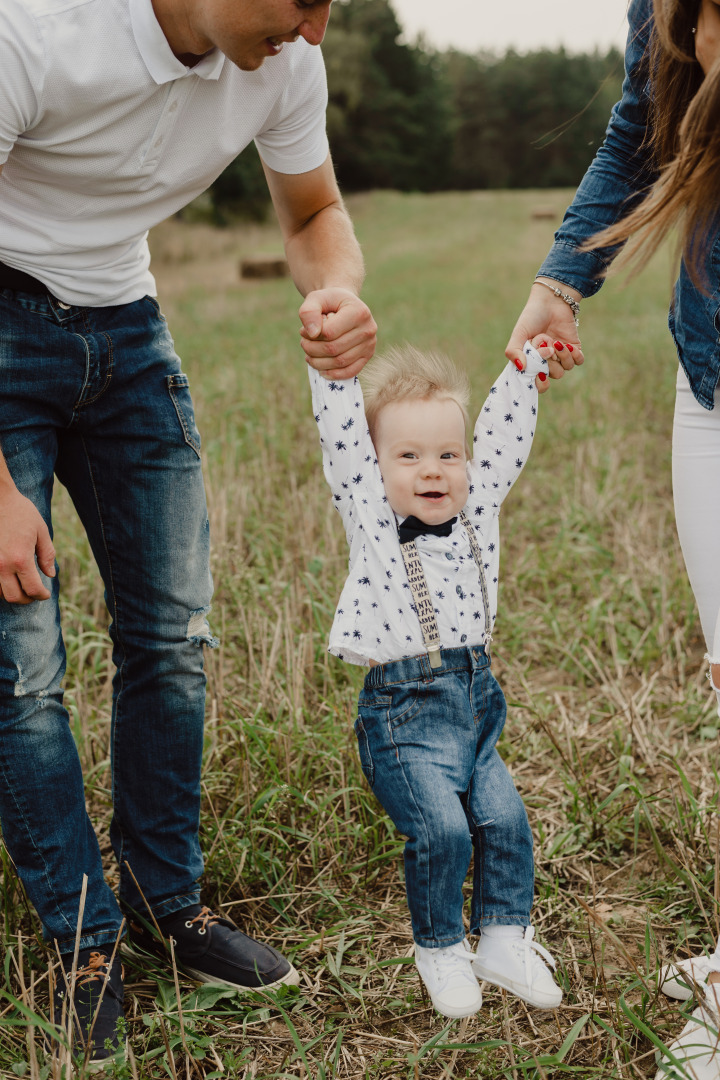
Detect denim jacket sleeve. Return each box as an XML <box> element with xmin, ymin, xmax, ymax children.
<box><xmin>537</xmin><ymin>0</ymin><xmax>656</xmax><ymax>296</ymax></box>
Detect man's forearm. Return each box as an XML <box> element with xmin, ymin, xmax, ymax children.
<box><xmin>263</xmin><ymin>158</ymin><xmax>376</xmax><ymax>377</ymax></box>
<box><xmin>283</xmin><ymin>201</ymin><xmax>365</xmax><ymax>298</ymax></box>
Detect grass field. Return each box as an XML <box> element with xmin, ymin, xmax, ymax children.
<box><xmin>1</xmin><ymin>188</ymin><xmax>719</xmax><ymax>1079</ymax></box>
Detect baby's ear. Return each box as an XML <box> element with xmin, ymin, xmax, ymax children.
<box><xmin>521</xmin><ymin>340</ymin><xmax>550</xmax><ymax>378</ymax></box>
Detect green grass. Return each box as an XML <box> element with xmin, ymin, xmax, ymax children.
<box><xmin>1</xmin><ymin>189</ymin><xmax>718</xmax><ymax>1078</ymax></box>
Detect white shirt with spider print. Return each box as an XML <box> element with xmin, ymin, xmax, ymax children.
<box><xmin>309</xmin><ymin>345</ymin><xmax>546</xmax><ymax>666</ymax></box>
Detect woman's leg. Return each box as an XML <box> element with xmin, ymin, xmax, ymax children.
<box><xmin>672</xmin><ymin>365</ymin><xmax>720</xmax><ymax>714</ymax></box>
<box><xmin>668</xmin><ymin>363</ymin><xmax>720</xmax><ymax>982</ymax></box>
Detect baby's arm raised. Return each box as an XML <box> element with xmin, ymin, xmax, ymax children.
<box><xmin>470</xmin><ymin>341</ymin><xmax>550</xmax><ymax>509</ymax></box>
<box><xmin>307</xmin><ymin>366</ymin><xmax>384</xmax><ymax>522</ymax></box>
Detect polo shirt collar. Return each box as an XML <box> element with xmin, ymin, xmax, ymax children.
<box><xmin>129</xmin><ymin>0</ymin><xmax>225</xmax><ymax>83</ymax></box>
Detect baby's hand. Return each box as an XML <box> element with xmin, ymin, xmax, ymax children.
<box><xmin>512</xmin><ymin>336</ymin><xmax>555</xmax><ymax>392</ymax></box>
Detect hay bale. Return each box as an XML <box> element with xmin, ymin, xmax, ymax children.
<box><xmin>239</xmin><ymin>256</ymin><xmax>289</xmax><ymax>280</ymax></box>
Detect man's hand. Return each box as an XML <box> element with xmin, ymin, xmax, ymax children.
<box><xmin>696</xmin><ymin>0</ymin><xmax>720</xmax><ymax>75</ymax></box>
<box><xmin>505</xmin><ymin>280</ymin><xmax>584</xmax><ymax>393</ymax></box>
<box><xmin>263</xmin><ymin>158</ymin><xmax>377</xmax><ymax>378</ymax></box>
<box><xmin>300</xmin><ymin>288</ymin><xmax>377</xmax><ymax>379</ymax></box>
<box><xmin>0</xmin><ymin>486</ymin><xmax>55</xmax><ymax>603</ymax></box>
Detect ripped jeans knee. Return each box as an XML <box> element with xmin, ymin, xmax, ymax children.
<box><xmin>186</xmin><ymin>607</ymin><xmax>219</xmax><ymax>649</ymax></box>
<box><xmin>0</xmin><ymin>576</ymin><xmax>66</xmax><ymax>705</ymax></box>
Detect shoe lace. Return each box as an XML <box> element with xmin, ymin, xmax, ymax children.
<box><xmin>184</xmin><ymin>906</ymin><xmax>222</xmax><ymax>935</ymax></box>
<box><xmin>75</xmin><ymin>952</ymin><xmax>112</xmax><ymax>988</ymax></box>
<box><xmin>430</xmin><ymin>944</ymin><xmax>476</xmax><ymax>987</ymax></box>
<box><xmin>514</xmin><ymin>927</ymin><xmax>557</xmax><ymax>974</ymax></box>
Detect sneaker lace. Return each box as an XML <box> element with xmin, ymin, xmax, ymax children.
<box><xmin>430</xmin><ymin>944</ymin><xmax>476</xmax><ymax>988</ymax></box>
<box><xmin>516</xmin><ymin>927</ymin><xmax>557</xmax><ymax>974</ymax></box>
<box><xmin>184</xmin><ymin>906</ymin><xmax>222</xmax><ymax>934</ymax></box>
<box><xmin>75</xmin><ymin>952</ymin><xmax>112</xmax><ymax>988</ymax></box>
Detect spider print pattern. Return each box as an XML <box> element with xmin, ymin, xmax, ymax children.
<box><xmin>309</xmin><ymin>350</ymin><xmax>543</xmax><ymax>666</ymax></box>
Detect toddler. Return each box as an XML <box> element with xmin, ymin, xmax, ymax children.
<box><xmin>309</xmin><ymin>338</ymin><xmax>562</xmax><ymax>1018</ymax></box>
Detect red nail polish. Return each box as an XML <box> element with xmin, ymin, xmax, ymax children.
<box><xmin>553</xmin><ymin>341</ymin><xmax>564</xmax><ymax>351</ymax></box>
<box><xmin>538</xmin><ymin>372</ymin><xmax>547</xmax><ymax>382</ymax></box>
<box><xmin>566</xmin><ymin>343</ymin><xmax>574</xmax><ymax>352</ymax></box>
<box><xmin>513</xmin><ymin>358</ymin><xmax>524</xmax><ymax>371</ymax></box>
<box><xmin>540</xmin><ymin>341</ymin><xmax>548</xmax><ymax>348</ymax></box>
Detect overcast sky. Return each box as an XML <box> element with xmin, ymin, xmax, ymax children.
<box><xmin>389</xmin><ymin>0</ymin><xmax>631</xmax><ymax>55</ymax></box>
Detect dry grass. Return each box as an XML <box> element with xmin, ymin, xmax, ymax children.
<box><xmin>1</xmin><ymin>190</ymin><xmax>718</xmax><ymax>1079</ymax></box>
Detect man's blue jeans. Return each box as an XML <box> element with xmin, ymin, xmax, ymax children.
<box><xmin>355</xmin><ymin>646</ymin><xmax>534</xmax><ymax>948</ymax></box>
<box><xmin>0</xmin><ymin>289</ymin><xmax>216</xmax><ymax>953</ymax></box>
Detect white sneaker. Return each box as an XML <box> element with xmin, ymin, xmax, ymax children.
<box><xmin>660</xmin><ymin>956</ymin><xmax>720</xmax><ymax>1002</ymax></box>
<box><xmin>414</xmin><ymin>939</ymin><xmax>483</xmax><ymax>1018</ymax></box>
<box><xmin>654</xmin><ymin>983</ymin><xmax>720</xmax><ymax>1079</ymax></box>
<box><xmin>472</xmin><ymin>926</ymin><xmax>562</xmax><ymax>1009</ymax></box>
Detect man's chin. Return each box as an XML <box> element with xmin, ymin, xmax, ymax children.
<box><xmin>234</xmin><ymin>57</ymin><xmax>265</xmax><ymax>71</ymax></box>
<box><xmin>233</xmin><ymin>39</ymin><xmax>286</xmax><ymax>71</ymax></box>
<box><xmin>230</xmin><ymin>48</ymin><xmax>269</xmax><ymax>71</ymax></box>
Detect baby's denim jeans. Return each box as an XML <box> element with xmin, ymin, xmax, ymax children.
<box><xmin>0</xmin><ymin>289</ymin><xmax>215</xmax><ymax>953</ymax></box>
<box><xmin>355</xmin><ymin>645</ymin><xmax>534</xmax><ymax>948</ymax></box>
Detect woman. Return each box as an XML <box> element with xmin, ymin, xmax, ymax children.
<box><xmin>506</xmin><ymin>1</ymin><xmax>720</xmax><ymax>1075</ymax></box>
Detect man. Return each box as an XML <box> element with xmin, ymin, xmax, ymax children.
<box><xmin>0</xmin><ymin>0</ymin><xmax>376</xmax><ymax>1065</ymax></box>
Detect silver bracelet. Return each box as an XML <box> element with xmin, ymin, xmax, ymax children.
<box><xmin>534</xmin><ymin>278</ymin><xmax>580</xmax><ymax>327</ymax></box>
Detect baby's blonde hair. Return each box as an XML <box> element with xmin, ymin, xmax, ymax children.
<box><xmin>361</xmin><ymin>344</ymin><xmax>471</xmax><ymax>444</ymax></box>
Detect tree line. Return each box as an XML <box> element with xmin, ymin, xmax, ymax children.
<box><xmin>207</xmin><ymin>0</ymin><xmax>624</xmax><ymax>221</ymax></box>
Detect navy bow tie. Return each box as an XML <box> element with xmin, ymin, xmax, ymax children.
<box><xmin>398</xmin><ymin>515</ymin><xmax>457</xmax><ymax>545</ymax></box>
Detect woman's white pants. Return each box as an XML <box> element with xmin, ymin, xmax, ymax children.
<box><xmin>672</xmin><ymin>365</ymin><xmax>720</xmax><ymax>714</ymax></box>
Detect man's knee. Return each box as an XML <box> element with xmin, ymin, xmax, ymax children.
<box><xmin>185</xmin><ymin>607</ymin><xmax>219</xmax><ymax>649</ymax></box>
<box><xmin>0</xmin><ymin>600</ymin><xmax>65</xmax><ymax>703</ymax></box>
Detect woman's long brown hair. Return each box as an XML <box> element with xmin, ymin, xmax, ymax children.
<box><xmin>586</xmin><ymin>0</ymin><xmax>720</xmax><ymax>286</ymax></box>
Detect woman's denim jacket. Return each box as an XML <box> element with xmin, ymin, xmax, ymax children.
<box><xmin>537</xmin><ymin>0</ymin><xmax>720</xmax><ymax>409</ymax></box>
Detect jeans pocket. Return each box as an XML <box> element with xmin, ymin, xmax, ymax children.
<box><xmin>386</xmin><ymin>680</ymin><xmax>424</xmax><ymax>728</ymax></box>
<box><xmin>167</xmin><ymin>373</ymin><xmax>202</xmax><ymax>459</ymax></box>
<box><xmin>354</xmin><ymin>716</ymin><xmax>375</xmax><ymax>788</ymax></box>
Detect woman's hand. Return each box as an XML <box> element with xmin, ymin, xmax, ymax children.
<box><xmin>505</xmin><ymin>281</ymin><xmax>584</xmax><ymax>393</ymax></box>
<box><xmin>695</xmin><ymin>0</ymin><xmax>720</xmax><ymax>75</ymax></box>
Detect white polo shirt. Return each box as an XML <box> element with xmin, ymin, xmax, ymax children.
<box><xmin>0</xmin><ymin>0</ymin><xmax>329</xmax><ymax>305</ymax></box>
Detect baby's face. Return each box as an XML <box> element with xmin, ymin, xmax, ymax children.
<box><xmin>374</xmin><ymin>395</ymin><xmax>469</xmax><ymax>524</ymax></box>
